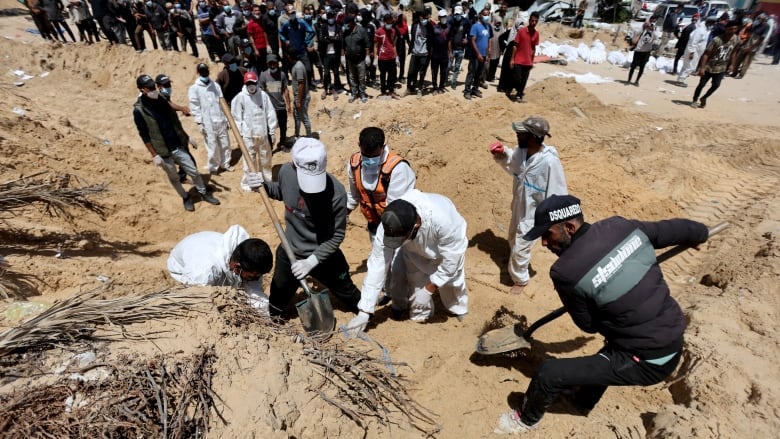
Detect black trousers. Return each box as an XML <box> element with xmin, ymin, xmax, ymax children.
<box><xmin>275</xmin><ymin>108</ymin><xmax>288</xmax><ymax>144</ymax></box>
<box><xmin>520</xmin><ymin>344</ymin><xmax>681</xmax><ymax>425</ymax></box>
<box><xmin>693</xmin><ymin>71</ymin><xmax>726</xmax><ymax>102</ymax></box>
<box><xmin>430</xmin><ymin>57</ymin><xmax>448</xmax><ymax>89</ymax></box>
<box><xmin>628</xmin><ymin>51</ymin><xmax>651</xmax><ymax>82</ymax></box>
<box><xmin>378</xmin><ymin>59</ymin><xmax>397</xmax><ymax>94</ymax></box>
<box><xmin>269</xmin><ymin>245</ymin><xmax>361</xmax><ymax>315</ymax></box>
<box><xmin>406</xmin><ymin>54</ymin><xmax>429</xmax><ymax>90</ymax></box>
<box><xmin>322</xmin><ymin>53</ymin><xmax>344</xmax><ymax>92</ymax></box>
<box><xmin>511</xmin><ymin>64</ymin><xmax>532</xmax><ymax>98</ymax></box>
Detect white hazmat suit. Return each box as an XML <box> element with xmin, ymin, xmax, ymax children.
<box><xmin>231</xmin><ymin>85</ymin><xmax>278</xmax><ymax>189</ymax></box>
<box><xmin>359</xmin><ymin>189</ymin><xmax>469</xmax><ymax>322</ymax></box>
<box><xmin>167</xmin><ymin>224</ymin><xmax>268</xmax><ymax>311</ymax></box>
<box><xmin>677</xmin><ymin>21</ymin><xmax>708</xmax><ymax>84</ymax></box>
<box><xmin>188</xmin><ymin>79</ymin><xmax>231</xmax><ymax>173</ymax></box>
<box><xmin>494</xmin><ymin>144</ymin><xmax>567</xmax><ymax>286</ymax></box>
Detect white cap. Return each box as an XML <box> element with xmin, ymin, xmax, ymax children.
<box><xmin>438</xmin><ymin>9</ymin><xmax>448</xmax><ymax>17</ymax></box>
<box><xmin>454</xmin><ymin>5</ymin><xmax>463</xmax><ymax>14</ymax></box>
<box><xmin>292</xmin><ymin>138</ymin><xmax>328</xmax><ymax>193</ymax></box>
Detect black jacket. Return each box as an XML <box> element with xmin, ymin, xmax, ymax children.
<box><xmin>550</xmin><ymin>216</ymin><xmax>708</xmax><ymax>359</ymax></box>
<box><xmin>317</xmin><ymin>21</ymin><xmax>343</xmax><ymax>58</ymax></box>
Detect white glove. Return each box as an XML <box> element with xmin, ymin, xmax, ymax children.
<box><xmin>245</xmin><ymin>171</ymin><xmax>264</xmax><ymax>188</ymax></box>
<box><xmin>340</xmin><ymin>55</ymin><xmax>346</xmax><ymax>68</ymax></box>
<box><xmin>267</xmin><ymin>46</ymin><xmax>273</xmax><ymax>54</ymax></box>
<box><xmin>409</xmin><ymin>289</ymin><xmax>434</xmax><ymax>322</ymax></box>
<box><xmin>270</xmin><ymin>136</ymin><xmax>275</xmax><ymax>146</ymax></box>
<box><xmin>188</xmin><ymin>137</ymin><xmax>198</xmax><ymax>149</ymax></box>
<box><xmin>291</xmin><ymin>254</ymin><xmax>319</xmax><ymax>280</ymax></box>
<box><xmin>365</xmin><ymin>55</ymin><xmax>371</xmax><ymax>66</ymax></box>
<box><xmin>152</xmin><ymin>155</ymin><xmax>165</xmax><ymax>167</ymax></box>
<box><xmin>345</xmin><ymin>311</ymin><xmax>370</xmax><ymax>337</ymax></box>
<box><xmin>395</xmin><ymin>56</ymin><xmax>399</xmax><ymax>66</ymax></box>
<box><xmin>372</xmin><ymin>56</ymin><xmax>378</xmax><ymax>67</ymax></box>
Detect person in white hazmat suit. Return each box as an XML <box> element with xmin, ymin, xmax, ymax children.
<box><xmin>489</xmin><ymin>116</ymin><xmax>567</xmax><ymax>295</ymax></box>
<box><xmin>188</xmin><ymin>63</ymin><xmax>232</xmax><ymax>174</ymax></box>
<box><xmin>231</xmin><ymin>71</ymin><xmax>278</xmax><ymax>191</ymax></box>
<box><xmin>677</xmin><ymin>14</ymin><xmax>709</xmax><ymax>86</ymax></box>
<box><xmin>167</xmin><ymin>224</ymin><xmax>273</xmax><ymax>312</ymax></box>
<box><xmin>346</xmin><ymin>190</ymin><xmax>469</xmax><ymax>334</ymax></box>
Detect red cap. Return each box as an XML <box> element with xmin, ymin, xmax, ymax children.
<box><xmin>243</xmin><ymin>71</ymin><xmax>258</xmax><ymax>84</ymax></box>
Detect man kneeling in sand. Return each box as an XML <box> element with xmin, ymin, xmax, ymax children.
<box><xmin>168</xmin><ymin>224</ymin><xmax>273</xmax><ymax>312</ymax></box>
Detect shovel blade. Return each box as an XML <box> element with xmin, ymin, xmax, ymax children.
<box><xmin>475</xmin><ymin>324</ymin><xmax>532</xmax><ymax>355</ymax></box>
<box><xmin>296</xmin><ymin>289</ymin><xmax>336</xmax><ymax>336</ymax></box>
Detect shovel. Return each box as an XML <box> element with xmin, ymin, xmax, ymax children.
<box><xmin>475</xmin><ymin>222</ymin><xmax>730</xmax><ymax>355</ymax></box>
<box><xmin>219</xmin><ymin>98</ymin><xmax>335</xmax><ymax>335</ymax></box>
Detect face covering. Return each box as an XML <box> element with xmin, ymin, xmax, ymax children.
<box><xmin>289</xmin><ymin>12</ymin><xmax>296</xmax><ymax>20</ymax></box>
<box><xmin>198</xmin><ymin>1</ymin><xmax>206</xmax><ymax>8</ymax></box>
<box><xmin>328</xmin><ymin>18</ymin><xmax>335</xmax><ymax>25</ymax></box>
<box><xmin>443</xmin><ymin>21</ymin><xmax>450</xmax><ymax>27</ymax></box>
<box><xmin>252</xmin><ymin>12</ymin><xmax>260</xmax><ymax>18</ymax></box>
<box><xmin>269</xmin><ymin>66</ymin><xmax>278</xmax><ymax>73</ymax></box>
<box><xmin>247</xmin><ymin>84</ymin><xmax>257</xmax><ymax>94</ymax></box>
<box><xmin>174</xmin><ymin>3</ymin><xmax>181</xmax><ymax>9</ymax></box>
<box><xmin>146</xmin><ymin>1</ymin><xmax>152</xmax><ymax>7</ymax></box>
<box><xmin>321</xmin><ymin>13</ymin><xmax>326</xmax><ymax>20</ymax></box>
<box><xmin>384</xmin><ymin>23</ymin><xmax>393</xmax><ymax>29</ymax></box>
<box><xmin>454</xmin><ymin>14</ymin><xmax>462</xmax><ymax>21</ymax></box>
<box><xmin>421</xmin><ymin>19</ymin><xmax>428</xmax><ymax>25</ymax></box>
<box><xmin>356</xmin><ymin>15</ymin><xmax>362</xmax><ymax>22</ymax></box>
<box><xmin>244</xmin><ymin>46</ymin><xmax>253</xmax><ymax>54</ymax></box>
<box><xmin>361</xmin><ymin>156</ymin><xmax>382</xmax><ymax>168</ymax></box>
<box><xmin>481</xmin><ymin>15</ymin><xmax>490</xmax><ymax>24</ymax></box>
<box><xmin>494</xmin><ymin>24</ymin><xmax>501</xmax><ymax>30</ymax></box>
<box><xmin>160</xmin><ymin>87</ymin><xmax>172</xmax><ymax>98</ymax></box>
<box><xmin>199</xmin><ymin>75</ymin><xmax>210</xmax><ymax>84</ymax></box>
<box><xmin>325</xmin><ymin>5</ymin><xmax>330</xmax><ymax>12</ymax></box>
<box><xmin>223</xmin><ymin>5</ymin><xmax>231</xmax><ymax>13</ymax></box>
<box><xmin>146</xmin><ymin>89</ymin><xmax>159</xmax><ymax>99</ymax></box>
<box><xmin>305</xmin><ymin>14</ymin><xmax>312</xmax><ymax>20</ymax></box>
<box><xmin>243</xmin><ymin>10</ymin><xmax>250</xmax><ymax>16</ymax></box>
<box><xmin>228</xmin><ymin>63</ymin><xmax>238</xmax><ymax>72</ymax></box>
<box><xmin>269</xmin><ymin>9</ymin><xmax>275</xmax><ymax>16</ymax></box>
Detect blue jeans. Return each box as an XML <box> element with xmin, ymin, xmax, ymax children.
<box><xmin>450</xmin><ymin>49</ymin><xmax>465</xmax><ymax>87</ymax></box>
<box><xmin>293</xmin><ymin>93</ymin><xmax>311</xmax><ymax>137</ymax></box>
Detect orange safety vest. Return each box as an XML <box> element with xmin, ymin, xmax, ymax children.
<box><xmin>350</xmin><ymin>150</ymin><xmax>407</xmax><ymax>226</ymax></box>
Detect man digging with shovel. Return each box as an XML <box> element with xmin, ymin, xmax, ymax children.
<box><xmin>247</xmin><ymin>138</ymin><xmax>362</xmax><ymax>318</ymax></box>
<box><xmin>495</xmin><ymin>194</ymin><xmax>710</xmax><ymax>434</ymax></box>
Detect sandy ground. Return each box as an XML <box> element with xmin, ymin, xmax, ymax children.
<box><xmin>1</xmin><ymin>2</ymin><xmax>779</xmax><ymax>438</ymax></box>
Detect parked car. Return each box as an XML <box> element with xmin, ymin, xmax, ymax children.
<box><xmin>632</xmin><ymin>0</ymin><xmax>662</xmax><ymax>21</ymax></box>
<box><xmin>700</xmin><ymin>0</ymin><xmax>732</xmax><ymax>21</ymax></box>
<box><xmin>654</xmin><ymin>2</ymin><xmax>700</xmax><ymax>31</ymax></box>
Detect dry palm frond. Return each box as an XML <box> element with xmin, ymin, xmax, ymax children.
<box><xmin>0</xmin><ymin>288</ymin><xmax>209</xmax><ymax>357</ymax></box>
<box><xmin>216</xmin><ymin>289</ymin><xmax>440</xmax><ymax>435</ymax></box>
<box><xmin>0</xmin><ymin>347</ymin><xmax>223</xmax><ymax>438</ymax></box>
<box><xmin>0</xmin><ymin>172</ymin><xmax>107</xmax><ymax>220</ymax></box>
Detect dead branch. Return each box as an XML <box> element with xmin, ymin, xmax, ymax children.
<box><xmin>0</xmin><ymin>173</ymin><xmax>107</xmax><ymax>220</ymax></box>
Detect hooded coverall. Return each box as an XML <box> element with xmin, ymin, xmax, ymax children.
<box><xmin>188</xmin><ymin>79</ymin><xmax>231</xmax><ymax>173</ymax></box>
<box><xmin>494</xmin><ymin>144</ymin><xmax>567</xmax><ymax>286</ymax></box>
<box><xmin>231</xmin><ymin>85</ymin><xmax>278</xmax><ymax>188</ymax></box>
<box><xmin>677</xmin><ymin>21</ymin><xmax>708</xmax><ymax>83</ymax></box>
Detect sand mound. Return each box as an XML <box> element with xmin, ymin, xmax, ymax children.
<box><xmin>1</xmin><ymin>16</ymin><xmax>779</xmax><ymax>438</ymax></box>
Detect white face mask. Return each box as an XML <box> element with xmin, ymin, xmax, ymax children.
<box><xmin>146</xmin><ymin>89</ymin><xmax>159</xmax><ymax>99</ymax></box>
<box><xmin>247</xmin><ymin>84</ymin><xmax>257</xmax><ymax>94</ymax></box>
<box><xmin>269</xmin><ymin>67</ymin><xmax>278</xmax><ymax>73</ymax></box>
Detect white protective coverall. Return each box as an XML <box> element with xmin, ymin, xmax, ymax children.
<box><xmin>188</xmin><ymin>79</ymin><xmax>231</xmax><ymax>173</ymax></box>
<box><xmin>167</xmin><ymin>224</ymin><xmax>268</xmax><ymax>310</ymax></box>
<box><xmin>677</xmin><ymin>21</ymin><xmax>709</xmax><ymax>83</ymax></box>
<box><xmin>359</xmin><ymin>189</ymin><xmax>469</xmax><ymax>321</ymax></box>
<box><xmin>495</xmin><ymin>144</ymin><xmax>567</xmax><ymax>286</ymax></box>
<box><xmin>231</xmin><ymin>85</ymin><xmax>278</xmax><ymax>189</ymax></box>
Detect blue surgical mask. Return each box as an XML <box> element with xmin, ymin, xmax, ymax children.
<box><xmin>199</xmin><ymin>76</ymin><xmax>210</xmax><ymax>84</ymax></box>
<box><xmin>161</xmin><ymin>86</ymin><xmax>172</xmax><ymax>97</ymax></box>
<box><xmin>361</xmin><ymin>156</ymin><xmax>382</xmax><ymax>168</ymax></box>
<box><xmin>421</xmin><ymin>19</ymin><xmax>428</xmax><ymax>25</ymax></box>
<box><xmin>229</xmin><ymin>63</ymin><xmax>238</xmax><ymax>71</ymax></box>
<box><xmin>146</xmin><ymin>1</ymin><xmax>152</xmax><ymax>7</ymax></box>
<box><xmin>244</xmin><ymin>47</ymin><xmax>253</xmax><ymax>54</ymax></box>
<box><xmin>304</xmin><ymin>14</ymin><xmax>312</xmax><ymax>20</ymax></box>
<box><xmin>224</xmin><ymin>5</ymin><xmax>231</xmax><ymax>13</ymax></box>
<box><xmin>325</xmin><ymin>5</ymin><xmax>330</xmax><ymax>12</ymax></box>
<box><xmin>243</xmin><ymin>10</ymin><xmax>249</xmax><ymax>16</ymax></box>
<box><xmin>481</xmin><ymin>15</ymin><xmax>490</xmax><ymax>24</ymax></box>
<box><xmin>454</xmin><ymin>14</ymin><xmax>462</xmax><ymax>21</ymax></box>
<box><xmin>269</xmin><ymin>9</ymin><xmax>275</xmax><ymax>16</ymax></box>
<box><xmin>174</xmin><ymin>3</ymin><xmax>181</xmax><ymax>9</ymax></box>
<box><xmin>384</xmin><ymin>23</ymin><xmax>393</xmax><ymax>30</ymax></box>
<box><xmin>328</xmin><ymin>18</ymin><xmax>335</xmax><ymax>25</ymax></box>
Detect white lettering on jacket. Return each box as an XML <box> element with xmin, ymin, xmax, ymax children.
<box><xmin>591</xmin><ymin>235</ymin><xmax>643</xmax><ymax>288</ymax></box>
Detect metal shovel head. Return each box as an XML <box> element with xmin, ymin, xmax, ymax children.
<box><xmin>476</xmin><ymin>323</ymin><xmax>532</xmax><ymax>355</ymax></box>
<box><xmin>295</xmin><ymin>289</ymin><xmax>336</xmax><ymax>336</ymax></box>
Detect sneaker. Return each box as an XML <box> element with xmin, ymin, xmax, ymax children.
<box><xmin>699</xmin><ymin>97</ymin><xmax>707</xmax><ymax>108</ymax></box>
<box><xmin>463</xmin><ymin>92</ymin><xmax>472</xmax><ymax>100</ymax></box>
<box><xmin>417</xmin><ymin>89</ymin><xmax>423</xmax><ymax>97</ymax></box>
<box><xmin>321</xmin><ymin>91</ymin><xmax>327</xmax><ymax>99</ymax></box>
<box><xmin>479</xmin><ymin>82</ymin><xmax>488</xmax><ymax>89</ymax></box>
<box><xmin>473</xmin><ymin>90</ymin><xmax>483</xmax><ymax>98</ymax></box>
<box><xmin>360</xmin><ymin>94</ymin><xmax>368</xmax><ymax>103</ymax></box>
<box><xmin>451</xmin><ymin>83</ymin><xmax>457</xmax><ymax>90</ymax></box>
<box><xmin>495</xmin><ymin>410</ymin><xmax>539</xmax><ymax>435</ymax></box>
<box><xmin>515</xmin><ymin>97</ymin><xmax>526</xmax><ymax>103</ymax></box>
<box><xmin>690</xmin><ymin>101</ymin><xmax>699</xmax><ymax>108</ymax></box>
<box><xmin>200</xmin><ymin>191</ymin><xmax>220</xmax><ymax>205</ymax></box>
<box><xmin>348</xmin><ymin>95</ymin><xmax>356</xmax><ymax>103</ymax></box>
<box><xmin>183</xmin><ymin>195</ymin><xmax>195</xmax><ymax>212</ymax></box>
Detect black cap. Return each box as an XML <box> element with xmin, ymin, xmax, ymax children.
<box><xmin>523</xmin><ymin>195</ymin><xmax>583</xmax><ymax>241</ymax></box>
<box><xmin>154</xmin><ymin>74</ymin><xmax>171</xmax><ymax>85</ymax></box>
<box><xmin>136</xmin><ymin>74</ymin><xmax>155</xmax><ymax>89</ymax></box>
<box><xmin>221</xmin><ymin>53</ymin><xmax>236</xmax><ymax>64</ymax></box>
<box><xmin>381</xmin><ymin>199</ymin><xmax>418</xmax><ymax>249</ymax></box>
<box><xmin>196</xmin><ymin>63</ymin><xmax>209</xmax><ymax>74</ymax></box>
